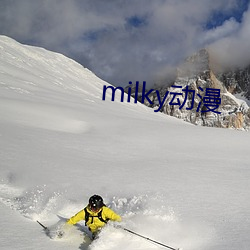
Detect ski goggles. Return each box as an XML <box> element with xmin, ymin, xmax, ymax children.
<box><xmin>89</xmin><ymin>205</ymin><xmax>101</xmax><ymax>212</ymax></box>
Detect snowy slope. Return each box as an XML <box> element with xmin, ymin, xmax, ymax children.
<box><xmin>0</xmin><ymin>36</ymin><xmax>250</xmax><ymax>250</ymax></box>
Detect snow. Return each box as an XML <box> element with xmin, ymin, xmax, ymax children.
<box><xmin>234</xmin><ymin>93</ymin><xmax>250</xmax><ymax>107</ymax></box>
<box><xmin>0</xmin><ymin>35</ymin><xmax>250</xmax><ymax>250</ymax></box>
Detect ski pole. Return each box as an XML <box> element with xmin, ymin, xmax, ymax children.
<box><xmin>37</xmin><ymin>220</ymin><xmax>48</xmax><ymax>231</ymax></box>
<box><xmin>122</xmin><ymin>227</ymin><xmax>180</xmax><ymax>250</ymax></box>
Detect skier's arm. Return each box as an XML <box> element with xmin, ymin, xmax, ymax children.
<box><xmin>104</xmin><ymin>207</ymin><xmax>122</xmax><ymax>222</ymax></box>
<box><xmin>67</xmin><ymin>209</ymin><xmax>85</xmax><ymax>225</ymax></box>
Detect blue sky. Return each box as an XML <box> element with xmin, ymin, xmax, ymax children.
<box><xmin>206</xmin><ymin>0</ymin><xmax>249</xmax><ymax>29</ymax></box>
<box><xmin>0</xmin><ymin>0</ymin><xmax>249</xmax><ymax>87</ymax></box>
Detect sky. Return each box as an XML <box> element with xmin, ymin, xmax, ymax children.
<box><xmin>0</xmin><ymin>0</ymin><xmax>249</xmax><ymax>87</ymax></box>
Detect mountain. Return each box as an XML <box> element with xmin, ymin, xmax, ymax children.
<box><xmin>217</xmin><ymin>66</ymin><xmax>250</xmax><ymax>100</ymax></box>
<box><xmin>128</xmin><ymin>49</ymin><xmax>250</xmax><ymax>130</ymax></box>
<box><xmin>0</xmin><ymin>36</ymin><xmax>250</xmax><ymax>250</ymax></box>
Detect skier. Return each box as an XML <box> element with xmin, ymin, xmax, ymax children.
<box><xmin>66</xmin><ymin>194</ymin><xmax>121</xmax><ymax>239</ymax></box>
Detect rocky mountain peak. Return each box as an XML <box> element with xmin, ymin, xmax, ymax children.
<box><xmin>216</xmin><ymin>66</ymin><xmax>250</xmax><ymax>101</ymax></box>
<box><xmin>126</xmin><ymin>49</ymin><xmax>250</xmax><ymax>130</ymax></box>
<box><xmin>177</xmin><ymin>48</ymin><xmax>210</xmax><ymax>78</ymax></box>
<box><xmin>176</xmin><ymin>48</ymin><xmax>226</xmax><ymax>92</ymax></box>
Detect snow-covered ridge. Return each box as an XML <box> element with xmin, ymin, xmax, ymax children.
<box><xmin>0</xmin><ymin>36</ymin><xmax>152</xmax><ymax>134</ymax></box>
<box><xmin>0</xmin><ymin>35</ymin><xmax>107</xmax><ymax>100</ymax></box>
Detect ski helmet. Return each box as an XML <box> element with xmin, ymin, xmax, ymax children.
<box><xmin>89</xmin><ymin>195</ymin><xmax>104</xmax><ymax>210</ymax></box>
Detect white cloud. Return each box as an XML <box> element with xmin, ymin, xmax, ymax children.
<box><xmin>209</xmin><ymin>5</ymin><xmax>250</xmax><ymax>69</ymax></box>
<box><xmin>200</xmin><ymin>18</ymin><xmax>240</xmax><ymax>45</ymax></box>
<box><xmin>0</xmin><ymin>0</ymin><xmax>249</xmax><ymax>86</ymax></box>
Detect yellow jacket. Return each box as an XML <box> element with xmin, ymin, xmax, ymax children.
<box><xmin>67</xmin><ymin>206</ymin><xmax>121</xmax><ymax>233</ymax></box>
